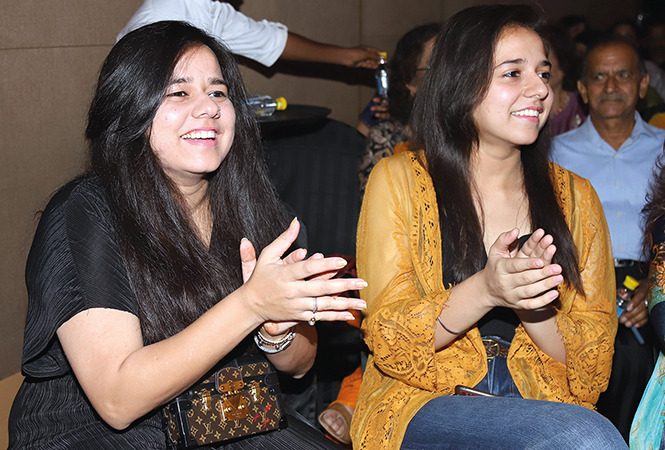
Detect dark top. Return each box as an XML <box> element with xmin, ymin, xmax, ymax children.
<box><xmin>9</xmin><ymin>177</ymin><xmax>167</xmax><ymax>449</ymax></box>
<box><xmin>8</xmin><ymin>176</ymin><xmax>341</xmax><ymax>450</ymax></box>
<box><xmin>441</xmin><ymin>235</ymin><xmax>532</xmax><ymax>342</ymax></box>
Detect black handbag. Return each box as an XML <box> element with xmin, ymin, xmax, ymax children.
<box><xmin>164</xmin><ymin>355</ymin><xmax>287</xmax><ymax>449</ymax></box>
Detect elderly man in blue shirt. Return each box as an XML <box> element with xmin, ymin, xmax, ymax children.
<box><xmin>551</xmin><ymin>37</ymin><xmax>665</xmax><ymax>442</ymax></box>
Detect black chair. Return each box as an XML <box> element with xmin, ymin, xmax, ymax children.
<box><xmin>263</xmin><ymin>118</ymin><xmax>367</xmax><ymax>426</ymax></box>
<box><xmin>263</xmin><ymin>118</ymin><xmax>365</xmax><ymax>257</ymax></box>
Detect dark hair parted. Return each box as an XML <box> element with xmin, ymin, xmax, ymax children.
<box><xmin>388</xmin><ymin>23</ymin><xmax>442</xmax><ymax>124</ymax></box>
<box><xmin>85</xmin><ymin>21</ymin><xmax>287</xmax><ymax>344</ymax></box>
<box><xmin>411</xmin><ymin>4</ymin><xmax>582</xmax><ymax>292</ymax></box>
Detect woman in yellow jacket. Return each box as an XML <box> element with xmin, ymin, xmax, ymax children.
<box><xmin>352</xmin><ymin>4</ymin><xmax>626</xmax><ymax>450</ymax></box>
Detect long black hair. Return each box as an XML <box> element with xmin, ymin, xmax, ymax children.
<box><xmin>388</xmin><ymin>23</ymin><xmax>442</xmax><ymax>124</ymax></box>
<box><xmin>643</xmin><ymin>152</ymin><xmax>665</xmax><ymax>257</ymax></box>
<box><xmin>411</xmin><ymin>4</ymin><xmax>582</xmax><ymax>292</ymax></box>
<box><xmin>85</xmin><ymin>21</ymin><xmax>287</xmax><ymax>344</ymax></box>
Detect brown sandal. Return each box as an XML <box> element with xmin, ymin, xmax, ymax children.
<box><xmin>318</xmin><ymin>402</ymin><xmax>353</xmax><ymax>445</ymax></box>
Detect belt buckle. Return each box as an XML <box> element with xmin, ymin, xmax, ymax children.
<box><xmin>614</xmin><ymin>258</ymin><xmax>637</xmax><ymax>268</ymax></box>
<box><xmin>482</xmin><ymin>337</ymin><xmax>500</xmax><ymax>361</ymax></box>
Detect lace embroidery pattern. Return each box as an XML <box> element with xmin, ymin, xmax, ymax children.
<box><xmin>511</xmin><ymin>167</ymin><xmax>615</xmax><ymax>404</ymax></box>
<box><xmin>353</xmin><ymin>155</ymin><xmax>616</xmax><ymax>450</ymax></box>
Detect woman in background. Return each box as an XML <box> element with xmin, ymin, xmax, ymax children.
<box><xmin>8</xmin><ymin>21</ymin><xmax>366</xmax><ymax>449</ymax></box>
<box><xmin>358</xmin><ymin>23</ymin><xmax>441</xmax><ymax>200</ymax></box>
<box><xmin>353</xmin><ymin>5</ymin><xmax>625</xmax><ymax>449</ymax></box>
<box><xmin>318</xmin><ymin>23</ymin><xmax>442</xmax><ymax>447</ymax></box>
<box><xmin>544</xmin><ymin>24</ymin><xmax>587</xmax><ymax>136</ymax></box>
<box><xmin>631</xmin><ymin>157</ymin><xmax>665</xmax><ymax>449</ymax></box>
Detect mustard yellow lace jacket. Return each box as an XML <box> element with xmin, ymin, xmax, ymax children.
<box><xmin>351</xmin><ymin>152</ymin><xmax>617</xmax><ymax>450</ymax></box>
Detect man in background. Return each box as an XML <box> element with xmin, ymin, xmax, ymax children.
<box><xmin>118</xmin><ymin>0</ymin><xmax>381</xmax><ymax>69</ymax></box>
<box><xmin>551</xmin><ymin>37</ymin><xmax>665</xmax><ymax>441</ymax></box>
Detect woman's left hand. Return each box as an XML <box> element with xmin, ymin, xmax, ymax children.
<box><xmin>481</xmin><ymin>229</ymin><xmax>563</xmax><ymax>311</ymax></box>
<box><xmin>240</xmin><ymin>237</ymin><xmax>342</xmax><ymax>336</ymax></box>
<box><xmin>513</xmin><ymin>229</ymin><xmax>560</xmax><ymax>317</ymax></box>
<box><xmin>517</xmin><ymin>228</ymin><xmax>556</xmax><ymax>264</ymax></box>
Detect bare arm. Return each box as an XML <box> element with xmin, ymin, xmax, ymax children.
<box><xmin>264</xmin><ymin>323</ymin><xmax>317</xmax><ymax>378</ymax></box>
<box><xmin>239</xmin><ymin>240</ymin><xmax>359</xmax><ymax>379</ymax></box>
<box><xmin>58</xmin><ymin>295</ymin><xmax>257</xmax><ymax>431</ymax></box>
<box><xmin>281</xmin><ymin>32</ymin><xmax>381</xmax><ymax>68</ymax></box>
<box><xmin>514</xmin><ymin>307</ymin><xmax>564</xmax><ymax>363</ymax></box>
<box><xmin>58</xmin><ymin>219</ymin><xmax>366</xmax><ymax>430</ymax></box>
<box><xmin>434</xmin><ymin>228</ymin><xmax>564</xmax><ymax>361</ymax></box>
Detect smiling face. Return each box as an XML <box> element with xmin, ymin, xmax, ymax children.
<box><xmin>149</xmin><ymin>45</ymin><xmax>236</xmax><ymax>191</ymax></box>
<box><xmin>472</xmin><ymin>26</ymin><xmax>553</xmax><ymax>154</ymax></box>
<box><xmin>578</xmin><ymin>42</ymin><xmax>649</xmax><ymax>124</ymax></box>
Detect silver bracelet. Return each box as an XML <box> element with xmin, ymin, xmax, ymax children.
<box><xmin>437</xmin><ymin>316</ymin><xmax>467</xmax><ymax>335</ymax></box>
<box><xmin>254</xmin><ymin>327</ymin><xmax>297</xmax><ymax>354</ymax></box>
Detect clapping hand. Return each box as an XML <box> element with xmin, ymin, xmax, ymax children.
<box><xmin>482</xmin><ymin>228</ymin><xmax>563</xmax><ymax>311</ymax></box>
<box><xmin>240</xmin><ymin>218</ymin><xmax>367</xmax><ymax>336</ymax></box>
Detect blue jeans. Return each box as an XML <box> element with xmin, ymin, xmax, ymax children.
<box><xmin>400</xmin><ymin>396</ymin><xmax>628</xmax><ymax>449</ymax></box>
<box><xmin>401</xmin><ymin>337</ymin><xmax>627</xmax><ymax>449</ymax></box>
<box><xmin>473</xmin><ymin>337</ymin><xmax>522</xmax><ymax>398</ymax></box>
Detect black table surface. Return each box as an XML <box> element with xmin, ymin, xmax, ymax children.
<box><xmin>258</xmin><ymin>104</ymin><xmax>332</xmax><ymax>133</ymax></box>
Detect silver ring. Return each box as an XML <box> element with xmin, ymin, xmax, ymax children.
<box><xmin>308</xmin><ymin>297</ymin><xmax>318</xmax><ymax>326</ymax></box>
<box><xmin>644</xmin><ymin>299</ymin><xmax>649</xmax><ymax>308</ymax></box>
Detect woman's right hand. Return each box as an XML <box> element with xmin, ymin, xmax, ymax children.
<box><xmin>481</xmin><ymin>228</ymin><xmax>563</xmax><ymax>311</ymax></box>
<box><xmin>239</xmin><ymin>218</ymin><xmax>367</xmax><ymax>327</ymax></box>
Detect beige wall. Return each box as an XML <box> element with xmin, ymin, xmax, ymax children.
<box><xmin>1</xmin><ymin>1</ymin><xmax>144</xmax><ymax>381</ymax></box>
<box><xmin>0</xmin><ymin>0</ymin><xmax>639</xmax><ymax>382</ymax></box>
<box><xmin>0</xmin><ymin>0</ymin><xmax>449</xmax><ymax>381</ymax></box>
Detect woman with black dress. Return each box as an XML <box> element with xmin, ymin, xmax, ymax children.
<box><xmin>8</xmin><ymin>21</ymin><xmax>366</xmax><ymax>449</ymax></box>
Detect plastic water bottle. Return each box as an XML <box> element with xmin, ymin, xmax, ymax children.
<box><xmin>617</xmin><ymin>275</ymin><xmax>646</xmax><ymax>344</ymax></box>
<box><xmin>375</xmin><ymin>52</ymin><xmax>389</xmax><ymax>99</ymax></box>
<box><xmin>247</xmin><ymin>95</ymin><xmax>287</xmax><ymax>117</ymax></box>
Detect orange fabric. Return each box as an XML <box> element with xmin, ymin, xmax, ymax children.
<box><xmin>331</xmin><ymin>366</ymin><xmax>363</xmax><ymax>410</ymax></box>
<box><xmin>347</xmin><ymin>310</ymin><xmax>362</xmax><ymax>329</ymax></box>
<box><xmin>392</xmin><ymin>141</ymin><xmax>414</xmax><ymax>155</ymax></box>
<box><xmin>650</xmin><ymin>112</ymin><xmax>665</xmax><ymax>130</ymax></box>
<box><xmin>351</xmin><ymin>152</ymin><xmax>617</xmax><ymax>450</ymax></box>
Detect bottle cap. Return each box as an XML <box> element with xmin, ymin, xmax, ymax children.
<box><xmin>379</xmin><ymin>51</ymin><xmax>388</xmax><ymax>58</ymax></box>
<box><xmin>623</xmin><ymin>275</ymin><xmax>639</xmax><ymax>291</ymax></box>
<box><xmin>275</xmin><ymin>97</ymin><xmax>287</xmax><ymax>111</ymax></box>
